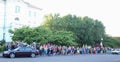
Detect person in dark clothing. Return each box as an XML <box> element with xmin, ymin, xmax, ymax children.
<box><xmin>11</xmin><ymin>45</ymin><xmax>15</xmax><ymax>50</ymax></box>
<box><xmin>47</xmin><ymin>48</ymin><xmax>50</xmax><ymax>56</ymax></box>
<box><xmin>74</xmin><ymin>47</ymin><xmax>77</xmax><ymax>54</ymax></box>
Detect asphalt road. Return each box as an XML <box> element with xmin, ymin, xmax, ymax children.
<box><xmin>0</xmin><ymin>54</ymin><xmax>120</xmax><ymax>62</ymax></box>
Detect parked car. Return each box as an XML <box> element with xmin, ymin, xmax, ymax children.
<box><xmin>2</xmin><ymin>46</ymin><xmax>39</xmax><ymax>58</ymax></box>
<box><xmin>111</xmin><ymin>49</ymin><xmax>120</xmax><ymax>55</ymax></box>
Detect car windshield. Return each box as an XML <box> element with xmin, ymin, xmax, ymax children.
<box><xmin>13</xmin><ymin>47</ymin><xmax>20</xmax><ymax>51</ymax></box>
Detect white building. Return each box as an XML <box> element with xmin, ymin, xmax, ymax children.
<box><xmin>0</xmin><ymin>0</ymin><xmax>42</xmax><ymax>42</ymax></box>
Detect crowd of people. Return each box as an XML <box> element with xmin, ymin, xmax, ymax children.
<box><xmin>37</xmin><ymin>43</ymin><xmax>108</xmax><ymax>56</ymax></box>
<box><xmin>5</xmin><ymin>42</ymin><xmax>111</xmax><ymax>56</ymax></box>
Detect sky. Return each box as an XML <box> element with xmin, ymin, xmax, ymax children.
<box><xmin>0</xmin><ymin>0</ymin><xmax>120</xmax><ymax>37</ymax></box>
<box><xmin>26</xmin><ymin>0</ymin><xmax>120</xmax><ymax>36</ymax></box>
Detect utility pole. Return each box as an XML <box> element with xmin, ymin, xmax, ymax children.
<box><xmin>3</xmin><ymin>0</ymin><xmax>7</xmax><ymax>42</ymax></box>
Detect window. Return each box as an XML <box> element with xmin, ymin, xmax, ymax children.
<box><xmin>15</xmin><ymin>6</ymin><xmax>20</xmax><ymax>13</ymax></box>
<box><xmin>19</xmin><ymin>47</ymin><xmax>25</xmax><ymax>51</ymax></box>
<box><xmin>15</xmin><ymin>17</ymin><xmax>20</xmax><ymax>21</ymax></box>
<box><xmin>34</xmin><ymin>12</ymin><xmax>36</xmax><ymax>17</ymax></box>
<box><xmin>25</xmin><ymin>47</ymin><xmax>32</xmax><ymax>51</ymax></box>
<box><xmin>28</xmin><ymin>10</ymin><xmax>31</xmax><ymax>17</ymax></box>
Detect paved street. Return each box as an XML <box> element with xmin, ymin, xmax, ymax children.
<box><xmin>0</xmin><ymin>54</ymin><xmax>120</xmax><ymax>62</ymax></box>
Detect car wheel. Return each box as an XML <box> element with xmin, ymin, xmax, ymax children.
<box><xmin>10</xmin><ymin>53</ymin><xmax>15</xmax><ymax>58</ymax></box>
<box><xmin>31</xmin><ymin>53</ymin><xmax>35</xmax><ymax>58</ymax></box>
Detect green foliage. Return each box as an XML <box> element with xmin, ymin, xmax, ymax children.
<box><xmin>103</xmin><ymin>35</ymin><xmax>120</xmax><ymax>48</ymax></box>
<box><xmin>44</xmin><ymin>14</ymin><xmax>105</xmax><ymax>45</ymax></box>
<box><xmin>0</xmin><ymin>45</ymin><xmax>6</xmax><ymax>52</ymax></box>
<box><xmin>10</xmin><ymin>26</ymin><xmax>33</xmax><ymax>44</ymax></box>
<box><xmin>9</xmin><ymin>26</ymin><xmax>77</xmax><ymax>46</ymax></box>
<box><xmin>9</xmin><ymin>26</ymin><xmax>52</xmax><ymax>44</ymax></box>
<box><xmin>32</xmin><ymin>26</ymin><xmax>52</xmax><ymax>44</ymax></box>
<box><xmin>0</xmin><ymin>39</ymin><xmax>5</xmax><ymax>46</ymax></box>
<box><xmin>9</xmin><ymin>14</ymin><xmax>120</xmax><ymax>47</ymax></box>
<box><xmin>0</xmin><ymin>39</ymin><xmax>6</xmax><ymax>52</ymax></box>
<box><xmin>50</xmin><ymin>30</ymin><xmax>77</xmax><ymax>46</ymax></box>
<box><xmin>9</xmin><ymin>14</ymin><xmax>120</xmax><ymax>48</ymax></box>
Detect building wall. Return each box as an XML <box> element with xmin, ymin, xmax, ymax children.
<box><xmin>0</xmin><ymin>0</ymin><xmax>42</xmax><ymax>42</ymax></box>
<box><xmin>0</xmin><ymin>1</ymin><xmax>4</xmax><ymax>41</ymax></box>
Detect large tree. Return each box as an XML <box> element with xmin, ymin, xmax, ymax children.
<box><xmin>9</xmin><ymin>26</ymin><xmax>52</xmax><ymax>44</ymax></box>
<box><xmin>44</xmin><ymin>14</ymin><xmax>105</xmax><ymax>45</ymax></box>
<box><xmin>9</xmin><ymin>26</ymin><xmax>33</xmax><ymax>43</ymax></box>
<box><xmin>50</xmin><ymin>30</ymin><xmax>77</xmax><ymax>46</ymax></box>
<box><xmin>9</xmin><ymin>26</ymin><xmax>77</xmax><ymax>45</ymax></box>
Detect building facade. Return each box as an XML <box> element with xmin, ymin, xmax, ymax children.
<box><xmin>0</xmin><ymin>0</ymin><xmax>42</xmax><ymax>42</ymax></box>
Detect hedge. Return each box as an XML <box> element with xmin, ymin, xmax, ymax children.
<box><xmin>0</xmin><ymin>45</ymin><xmax>6</xmax><ymax>52</ymax></box>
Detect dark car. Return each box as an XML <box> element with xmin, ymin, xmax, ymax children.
<box><xmin>2</xmin><ymin>46</ymin><xmax>39</xmax><ymax>58</ymax></box>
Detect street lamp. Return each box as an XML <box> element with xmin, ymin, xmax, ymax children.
<box><xmin>3</xmin><ymin>0</ymin><xmax>7</xmax><ymax>42</ymax></box>
<box><xmin>100</xmin><ymin>38</ymin><xmax>103</xmax><ymax>47</ymax></box>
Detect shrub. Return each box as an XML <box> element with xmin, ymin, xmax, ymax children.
<box><xmin>0</xmin><ymin>45</ymin><xmax>6</xmax><ymax>52</ymax></box>
<box><xmin>103</xmin><ymin>35</ymin><xmax>120</xmax><ymax>48</ymax></box>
